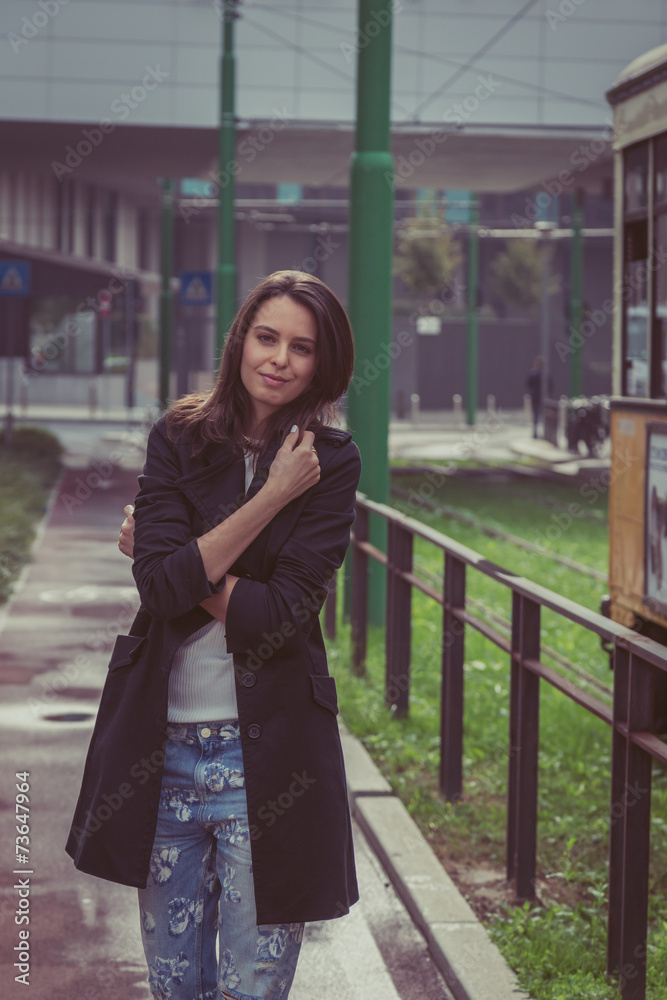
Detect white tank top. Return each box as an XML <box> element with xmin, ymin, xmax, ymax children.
<box><xmin>167</xmin><ymin>447</ymin><xmax>258</xmax><ymax>723</ymax></box>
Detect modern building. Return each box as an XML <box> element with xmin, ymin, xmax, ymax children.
<box><xmin>1</xmin><ymin>0</ymin><xmax>666</xmax><ymax>412</ymax></box>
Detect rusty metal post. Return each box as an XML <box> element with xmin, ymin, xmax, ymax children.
<box><xmin>507</xmin><ymin>590</ymin><xmax>521</xmax><ymax>882</ymax></box>
<box><xmin>440</xmin><ymin>553</ymin><xmax>466</xmax><ymax>800</ymax></box>
<box><xmin>385</xmin><ymin>521</ymin><xmax>413</xmax><ymax>718</ymax></box>
<box><xmin>351</xmin><ymin>504</ymin><xmax>369</xmax><ymax>676</ymax></box>
<box><xmin>514</xmin><ymin>595</ymin><xmax>540</xmax><ymax>901</ymax></box>
<box><xmin>607</xmin><ymin>644</ymin><xmax>629</xmax><ymax>977</ymax></box>
<box><xmin>618</xmin><ymin>654</ymin><xmax>654</xmax><ymax>1000</ymax></box>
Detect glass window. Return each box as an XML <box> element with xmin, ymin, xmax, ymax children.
<box><xmin>103</xmin><ymin>190</ymin><xmax>117</xmax><ymax>262</ymax></box>
<box><xmin>624</xmin><ymin>142</ymin><xmax>649</xmax><ymax>213</ymax></box>
<box><xmin>623</xmin><ymin>217</ymin><xmax>649</xmax><ymax>397</ymax></box>
<box><xmin>85</xmin><ymin>185</ymin><xmax>96</xmax><ymax>258</ymax></box>
<box><xmin>656</xmin><ymin>135</ymin><xmax>667</xmax><ymax>205</ymax></box>
<box><xmin>137</xmin><ymin>207</ymin><xmax>152</xmax><ymax>271</ymax></box>
<box><xmin>29</xmin><ymin>297</ymin><xmax>97</xmax><ymax>373</ymax></box>
<box><xmin>55</xmin><ymin>179</ymin><xmax>75</xmax><ymax>253</ymax></box>
<box><xmin>655</xmin><ymin>213</ymin><xmax>667</xmax><ymax>396</ymax></box>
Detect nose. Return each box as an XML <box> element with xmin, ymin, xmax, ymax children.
<box><xmin>270</xmin><ymin>341</ymin><xmax>289</xmax><ymax>368</ymax></box>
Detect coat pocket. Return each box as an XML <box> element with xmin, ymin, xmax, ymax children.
<box><xmin>309</xmin><ymin>674</ymin><xmax>339</xmax><ymax>716</ymax></box>
<box><xmin>108</xmin><ymin>634</ymin><xmax>146</xmax><ymax>672</ymax></box>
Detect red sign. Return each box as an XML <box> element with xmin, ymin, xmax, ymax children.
<box><xmin>98</xmin><ymin>290</ymin><xmax>112</xmax><ymax>317</ymax></box>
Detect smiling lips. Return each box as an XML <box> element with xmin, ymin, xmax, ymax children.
<box><xmin>260</xmin><ymin>372</ymin><xmax>288</xmax><ymax>386</ymax></box>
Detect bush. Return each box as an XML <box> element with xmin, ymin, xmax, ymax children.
<box><xmin>0</xmin><ymin>425</ymin><xmax>63</xmax><ymax>603</ymax></box>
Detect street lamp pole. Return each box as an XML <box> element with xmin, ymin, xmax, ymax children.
<box><xmin>465</xmin><ymin>196</ymin><xmax>479</xmax><ymax>426</ymax></box>
<box><xmin>569</xmin><ymin>188</ymin><xmax>584</xmax><ymax>397</ymax></box>
<box><xmin>216</xmin><ymin>0</ymin><xmax>238</xmax><ymax>358</ymax></box>
<box><xmin>536</xmin><ymin>220</ymin><xmax>556</xmax><ymax>432</ymax></box>
<box><xmin>158</xmin><ymin>177</ymin><xmax>174</xmax><ymax>411</ymax></box>
<box><xmin>346</xmin><ymin>0</ymin><xmax>394</xmax><ymax>625</ymax></box>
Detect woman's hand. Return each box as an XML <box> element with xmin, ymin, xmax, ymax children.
<box><xmin>118</xmin><ymin>504</ymin><xmax>135</xmax><ymax>558</ymax></box>
<box><xmin>264</xmin><ymin>426</ymin><xmax>320</xmax><ymax>505</ymax></box>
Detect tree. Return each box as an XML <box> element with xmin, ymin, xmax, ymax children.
<box><xmin>393</xmin><ymin>212</ymin><xmax>462</xmax><ymax>297</ymax></box>
<box><xmin>490</xmin><ymin>238</ymin><xmax>559</xmax><ymax>311</ymax></box>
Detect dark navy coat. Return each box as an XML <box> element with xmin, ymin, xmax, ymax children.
<box><xmin>66</xmin><ymin>415</ymin><xmax>361</xmax><ymax>925</ymax></box>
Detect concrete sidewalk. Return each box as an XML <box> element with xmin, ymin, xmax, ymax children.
<box><xmin>0</xmin><ymin>421</ymin><xmax>527</xmax><ymax>1000</ymax></box>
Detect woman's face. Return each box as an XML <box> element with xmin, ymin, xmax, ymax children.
<box><xmin>240</xmin><ymin>295</ymin><xmax>318</xmax><ymax>430</ymax></box>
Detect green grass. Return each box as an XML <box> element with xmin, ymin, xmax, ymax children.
<box><xmin>0</xmin><ymin>426</ymin><xmax>63</xmax><ymax>604</ymax></box>
<box><xmin>328</xmin><ymin>467</ymin><xmax>667</xmax><ymax>1000</ymax></box>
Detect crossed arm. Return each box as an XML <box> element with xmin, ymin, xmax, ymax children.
<box><xmin>119</xmin><ymin>426</ymin><xmax>321</xmax><ymax>625</ymax></box>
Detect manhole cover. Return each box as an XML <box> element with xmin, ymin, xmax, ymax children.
<box><xmin>43</xmin><ymin>712</ymin><xmax>95</xmax><ymax>723</ymax></box>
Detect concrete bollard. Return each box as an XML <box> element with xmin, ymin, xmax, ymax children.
<box><xmin>88</xmin><ymin>381</ymin><xmax>98</xmax><ymax>417</ymax></box>
<box><xmin>524</xmin><ymin>393</ymin><xmax>532</xmax><ymax>425</ymax></box>
<box><xmin>19</xmin><ymin>379</ymin><xmax>28</xmax><ymax>412</ymax></box>
<box><xmin>453</xmin><ymin>393</ymin><xmax>463</xmax><ymax>427</ymax></box>
<box><xmin>487</xmin><ymin>394</ymin><xmax>496</xmax><ymax>416</ymax></box>
<box><xmin>410</xmin><ymin>392</ymin><xmax>420</xmax><ymax>424</ymax></box>
<box><xmin>558</xmin><ymin>395</ymin><xmax>569</xmax><ymax>450</ymax></box>
<box><xmin>396</xmin><ymin>389</ymin><xmax>406</xmax><ymax>420</ymax></box>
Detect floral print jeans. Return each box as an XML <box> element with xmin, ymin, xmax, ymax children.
<box><xmin>138</xmin><ymin>721</ymin><xmax>304</xmax><ymax>1000</ymax></box>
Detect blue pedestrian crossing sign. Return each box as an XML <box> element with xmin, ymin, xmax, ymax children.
<box><xmin>0</xmin><ymin>260</ymin><xmax>31</xmax><ymax>296</ymax></box>
<box><xmin>180</xmin><ymin>271</ymin><xmax>214</xmax><ymax>306</ymax></box>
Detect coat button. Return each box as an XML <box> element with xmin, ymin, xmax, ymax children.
<box><xmin>241</xmin><ymin>672</ymin><xmax>256</xmax><ymax>687</ymax></box>
<box><xmin>247</xmin><ymin>723</ymin><xmax>262</xmax><ymax>739</ymax></box>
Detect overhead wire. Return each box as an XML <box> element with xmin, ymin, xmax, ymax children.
<box><xmin>241</xmin><ymin>0</ymin><xmax>607</xmax><ymax>120</ymax></box>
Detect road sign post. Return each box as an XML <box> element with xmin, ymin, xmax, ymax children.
<box><xmin>0</xmin><ymin>261</ymin><xmax>31</xmax><ymax>446</ymax></box>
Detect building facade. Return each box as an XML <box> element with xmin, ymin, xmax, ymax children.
<box><xmin>1</xmin><ymin>0</ymin><xmax>666</xmax><ymax>410</ymax></box>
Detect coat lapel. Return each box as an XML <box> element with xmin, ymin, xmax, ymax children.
<box><xmin>244</xmin><ymin>436</ymin><xmax>281</xmax><ymax>503</ymax></box>
<box><xmin>175</xmin><ymin>441</ymin><xmax>245</xmax><ymax>531</ymax></box>
<box><xmin>174</xmin><ymin>435</ymin><xmax>283</xmax><ymax>531</ymax></box>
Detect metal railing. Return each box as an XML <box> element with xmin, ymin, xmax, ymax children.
<box><xmin>339</xmin><ymin>492</ymin><xmax>667</xmax><ymax>1000</ymax></box>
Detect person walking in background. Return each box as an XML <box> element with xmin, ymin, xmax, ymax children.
<box><xmin>66</xmin><ymin>270</ymin><xmax>361</xmax><ymax>1000</ymax></box>
<box><xmin>526</xmin><ymin>355</ymin><xmax>544</xmax><ymax>438</ymax></box>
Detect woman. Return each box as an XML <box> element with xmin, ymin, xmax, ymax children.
<box><xmin>66</xmin><ymin>270</ymin><xmax>362</xmax><ymax>1000</ymax></box>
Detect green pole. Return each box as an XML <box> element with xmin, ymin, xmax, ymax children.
<box><xmin>345</xmin><ymin>0</ymin><xmax>394</xmax><ymax>626</ymax></box>
<box><xmin>158</xmin><ymin>177</ymin><xmax>174</xmax><ymax>411</ymax></box>
<box><xmin>216</xmin><ymin>0</ymin><xmax>238</xmax><ymax>358</ymax></box>
<box><xmin>465</xmin><ymin>197</ymin><xmax>479</xmax><ymax>426</ymax></box>
<box><xmin>569</xmin><ymin>188</ymin><xmax>584</xmax><ymax>397</ymax></box>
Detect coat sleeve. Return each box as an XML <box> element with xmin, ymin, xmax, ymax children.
<box><xmin>131</xmin><ymin>420</ymin><xmax>225</xmax><ymax>619</ymax></box>
<box><xmin>224</xmin><ymin>440</ymin><xmax>361</xmax><ymax>661</ymax></box>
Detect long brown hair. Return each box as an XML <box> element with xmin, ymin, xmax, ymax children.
<box><xmin>165</xmin><ymin>270</ymin><xmax>355</xmax><ymax>456</ymax></box>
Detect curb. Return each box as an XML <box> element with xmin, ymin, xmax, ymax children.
<box><xmin>339</xmin><ymin>722</ymin><xmax>530</xmax><ymax>1000</ymax></box>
